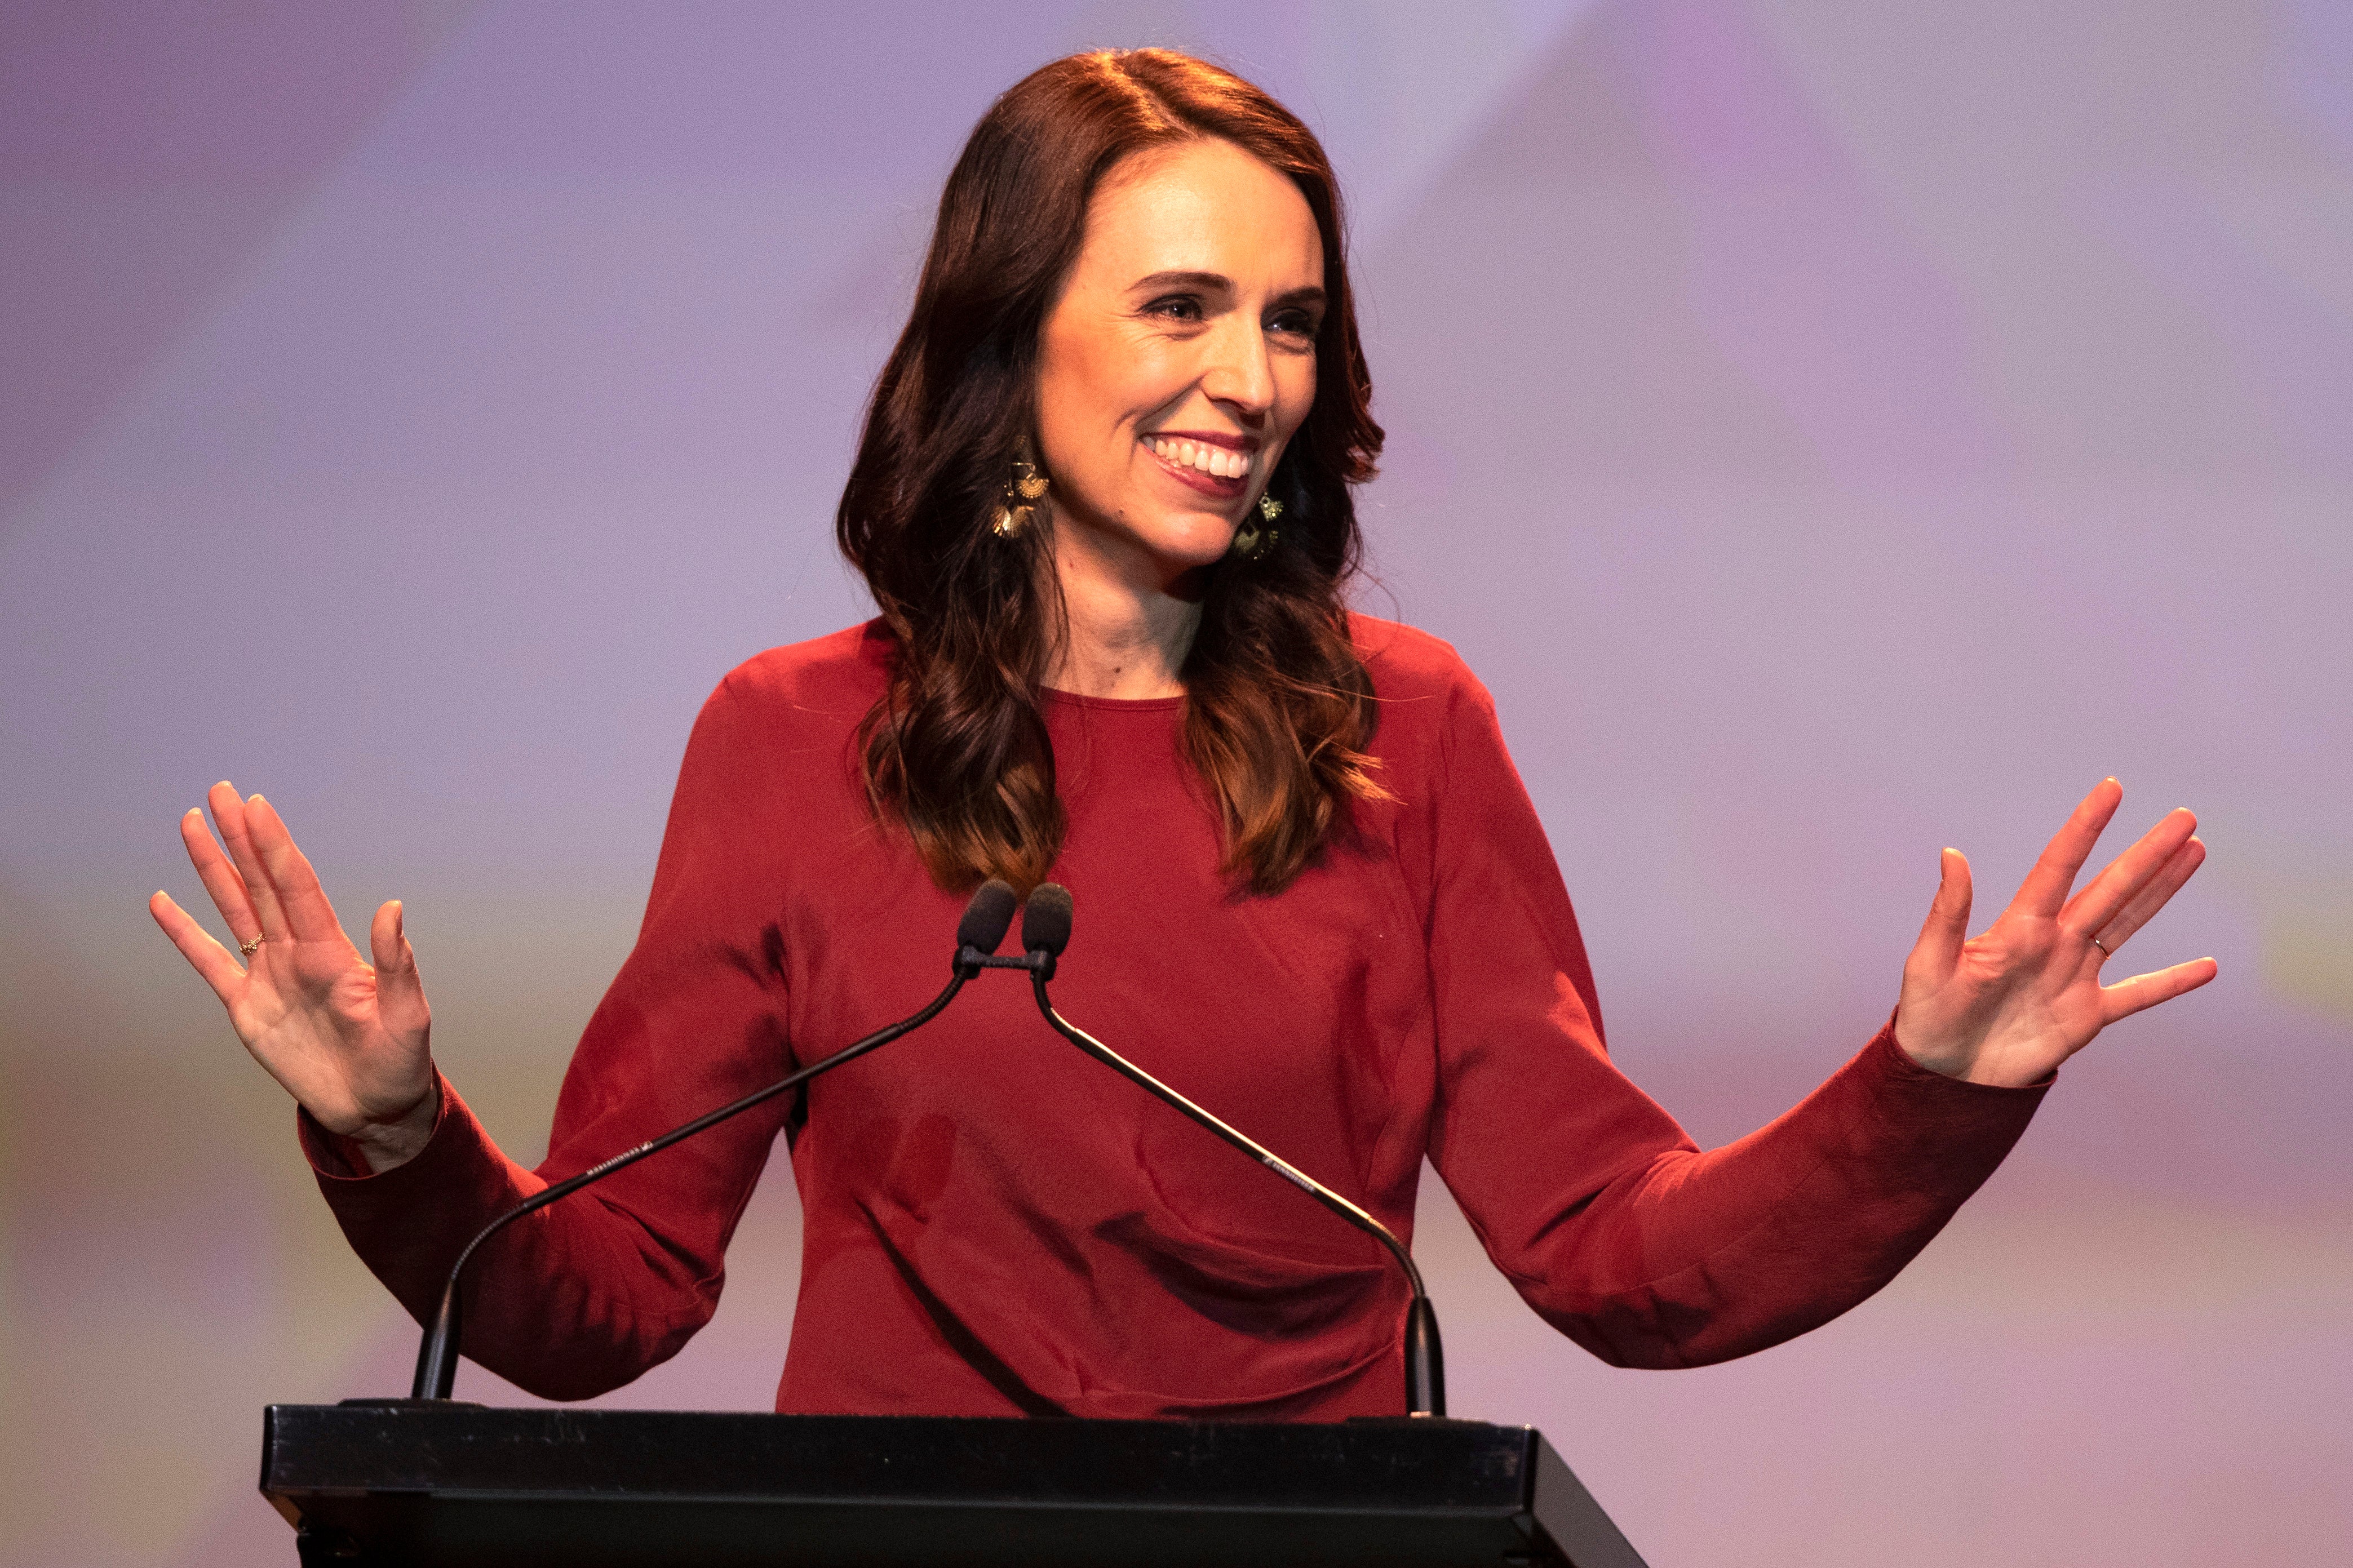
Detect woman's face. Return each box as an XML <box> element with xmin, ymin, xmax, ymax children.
<box><xmin>1034</xmin><ymin>137</ymin><xmax>1326</xmax><ymax>583</ymax></box>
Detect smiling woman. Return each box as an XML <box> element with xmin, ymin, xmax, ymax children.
<box><xmin>151</xmin><ymin>48</ymin><xmax>2215</xmax><ymax>1423</ymax></box>
<box><xmin>840</xmin><ymin>52</ymin><xmax>1386</xmax><ymax>897</ymax></box>
<box><xmin>1035</xmin><ymin>145</ymin><xmax>1323</xmax><ymax>571</ymax></box>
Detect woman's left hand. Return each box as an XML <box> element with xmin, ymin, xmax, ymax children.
<box><xmin>1895</xmin><ymin>778</ymin><xmax>2215</xmax><ymax>1087</ymax></box>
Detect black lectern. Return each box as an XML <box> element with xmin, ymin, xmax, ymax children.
<box><xmin>261</xmin><ymin>1403</ymin><xmax>1649</xmax><ymax>1566</ymax></box>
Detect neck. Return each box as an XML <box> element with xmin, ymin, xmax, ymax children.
<box><xmin>1044</xmin><ymin>512</ymin><xmax>1204</xmax><ymax>700</ymax></box>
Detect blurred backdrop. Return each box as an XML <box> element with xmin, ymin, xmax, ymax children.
<box><xmin>3</xmin><ymin>3</ymin><xmax>2348</xmax><ymax>1563</ymax></box>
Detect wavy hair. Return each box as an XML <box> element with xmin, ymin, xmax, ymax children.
<box><xmin>836</xmin><ymin>48</ymin><xmax>1386</xmax><ymax>896</ymax></box>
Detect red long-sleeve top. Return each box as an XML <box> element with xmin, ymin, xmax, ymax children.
<box><xmin>304</xmin><ymin>617</ymin><xmax>2045</xmax><ymax>1419</ymax></box>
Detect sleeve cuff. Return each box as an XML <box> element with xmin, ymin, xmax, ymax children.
<box><xmin>1842</xmin><ymin>1013</ymin><xmax>2051</xmax><ymax>1162</ymax></box>
<box><xmin>295</xmin><ymin>1071</ymin><xmax>453</xmax><ymax>1181</ymax></box>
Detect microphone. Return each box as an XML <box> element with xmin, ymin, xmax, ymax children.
<box><xmin>1019</xmin><ymin>881</ymin><xmax>1072</xmax><ymax>978</ymax></box>
<box><xmin>956</xmin><ymin>877</ymin><xmax>1021</xmax><ymax>963</ymax></box>
<box><xmin>408</xmin><ymin>878</ymin><xmax>1021</xmax><ymax>1400</ymax></box>
<box><xmin>1017</xmin><ymin>884</ymin><xmax>1447</xmax><ymax>1419</ymax></box>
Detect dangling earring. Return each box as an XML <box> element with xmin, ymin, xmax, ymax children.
<box><xmin>1229</xmin><ymin>492</ymin><xmax>1283</xmax><ymax>558</ymax></box>
<box><xmin>992</xmin><ymin>458</ymin><xmax>1049</xmax><ymax>538</ymax></box>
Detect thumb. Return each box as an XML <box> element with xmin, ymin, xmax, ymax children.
<box><xmin>1909</xmin><ymin>848</ymin><xmax>1971</xmax><ymax>982</ymax></box>
<box><xmin>369</xmin><ymin>900</ymin><xmax>430</xmax><ymax>1030</ymax></box>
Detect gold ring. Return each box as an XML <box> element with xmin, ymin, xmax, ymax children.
<box><xmin>240</xmin><ymin>934</ymin><xmax>264</xmax><ymax>956</ymax></box>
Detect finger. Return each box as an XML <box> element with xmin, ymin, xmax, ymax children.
<box><xmin>2013</xmin><ymin>779</ymin><xmax>2123</xmax><ymax>918</ymax></box>
<box><xmin>2090</xmin><ymin>835</ymin><xmax>2205</xmax><ymax>954</ymax></box>
<box><xmin>179</xmin><ymin>805</ymin><xmax>263</xmax><ymax>945</ymax></box>
<box><xmin>149</xmin><ymin>889</ymin><xmax>248</xmax><ymax>1003</ymax></box>
<box><xmin>370</xmin><ymin>900</ymin><xmax>432</xmax><ymax>1037</ymax></box>
<box><xmin>244</xmin><ymin>794</ymin><xmax>344</xmax><ymax>943</ymax></box>
<box><xmin>1908</xmin><ymin>848</ymin><xmax>1972</xmax><ymax>981</ymax></box>
<box><xmin>2064</xmin><ymin>807</ymin><xmax>2199</xmax><ymax>940</ymax></box>
<box><xmin>210</xmin><ymin>781</ymin><xmax>290</xmax><ymax>938</ymax></box>
<box><xmin>2100</xmin><ymin>956</ymin><xmax>2218</xmax><ymax>1025</ymax></box>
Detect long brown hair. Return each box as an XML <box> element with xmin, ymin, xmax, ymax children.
<box><xmin>836</xmin><ymin>48</ymin><xmax>1386</xmax><ymax>896</ymax></box>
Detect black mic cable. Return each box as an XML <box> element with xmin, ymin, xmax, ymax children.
<box><xmin>1016</xmin><ymin>884</ymin><xmax>1447</xmax><ymax>1418</ymax></box>
<box><xmin>407</xmin><ymin>878</ymin><xmax>1022</xmax><ymax>1400</ymax></box>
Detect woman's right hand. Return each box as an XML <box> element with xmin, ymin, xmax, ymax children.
<box><xmin>150</xmin><ymin>781</ymin><xmax>437</xmax><ymax>1173</ymax></box>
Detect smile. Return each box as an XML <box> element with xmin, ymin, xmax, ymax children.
<box><xmin>1144</xmin><ymin>434</ymin><xmax>1256</xmax><ymax>483</ymax></box>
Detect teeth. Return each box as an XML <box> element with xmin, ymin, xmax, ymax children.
<box><xmin>1149</xmin><ymin>437</ymin><xmax>1252</xmax><ymax>479</ymax></box>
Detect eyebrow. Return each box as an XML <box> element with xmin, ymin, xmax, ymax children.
<box><xmin>1129</xmin><ymin>270</ymin><xmax>1327</xmax><ymax>309</ymax></box>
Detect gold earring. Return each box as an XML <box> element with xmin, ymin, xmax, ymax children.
<box><xmin>1230</xmin><ymin>493</ymin><xmax>1283</xmax><ymax>558</ymax></box>
<box><xmin>992</xmin><ymin>459</ymin><xmax>1049</xmax><ymax>538</ymax></box>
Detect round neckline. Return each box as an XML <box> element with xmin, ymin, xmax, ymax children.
<box><xmin>1039</xmin><ymin>686</ymin><xmax>1188</xmax><ymax>712</ymax></box>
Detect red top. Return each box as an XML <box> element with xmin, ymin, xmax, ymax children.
<box><xmin>305</xmin><ymin>618</ymin><xmax>2045</xmax><ymax>1419</ymax></box>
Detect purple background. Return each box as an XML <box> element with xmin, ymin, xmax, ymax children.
<box><xmin>3</xmin><ymin>3</ymin><xmax>2348</xmax><ymax>1563</ymax></box>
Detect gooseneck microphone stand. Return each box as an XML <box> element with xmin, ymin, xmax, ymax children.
<box><xmin>408</xmin><ymin>880</ymin><xmax>1022</xmax><ymax>1401</ymax></box>
<box><xmin>1014</xmin><ymin>884</ymin><xmax>1448</xmax><ymax>1418</ymax></box>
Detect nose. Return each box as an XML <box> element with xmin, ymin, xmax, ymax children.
<box><xmin>1197</xmin><ymin>314</ymin><xmax>1275</xmax><ymax>421</ymax></box>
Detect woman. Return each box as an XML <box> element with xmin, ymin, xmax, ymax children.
<box><xmin>150</xmin><ymin>50</ymin><xmax>2211</xmax><ymax>1420</ymax></box>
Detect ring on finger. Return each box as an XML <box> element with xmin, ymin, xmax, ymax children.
<box><xmin>240</xmin><ymin>934</ymin><xmax>265</xmax><ymax>956</ymax></box>
<box><xmin>2089</xmin><ymin>933</ymin><xmax>2111</xmax><ymax>957</ymax></box>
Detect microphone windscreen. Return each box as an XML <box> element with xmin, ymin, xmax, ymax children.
<box><xmin>1021</xmin><ymin>883</ymin><xmax>1075</xmax><ymax>957</ymax></box>
<box><xmin>958</xmin><ymin>879</ymin><xmax>1020</xmax><ymax>954</ymax></box>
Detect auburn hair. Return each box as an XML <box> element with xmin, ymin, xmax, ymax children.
<box><xmin>836</xmin><ymin>48</ymin><xmax>1386</xmax><ymax>896</ymax></box>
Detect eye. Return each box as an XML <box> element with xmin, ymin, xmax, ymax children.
<box><xmin>1267</xmin><ymin>307</ymin><xmax>1322</xmax><ymax>343</ymax></box>
<box><xmin>1144</xmin><ymin>294</ymin><xmax>1205</xmax><ymax>324</ymax></box>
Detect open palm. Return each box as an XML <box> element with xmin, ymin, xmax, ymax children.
<box><xmin>150</xmin><ymin>781</ymin><xmax>436</xmax><ymax>1166</ymax></box>
<box><xmin>1896</xmin><ymin>779</ymin><xmax>2215</xmax><ymax>1087</ymax></box>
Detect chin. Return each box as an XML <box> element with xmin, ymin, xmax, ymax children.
<box><xmin>1152</xmin><ymin>522</ymin><xmax>1244</xmax><ymax>571</ymax></box>
<box><xmin>1110</xmin><ymin>507</ymin><xmax>1239</xmax><ymax>571</ymax></box>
